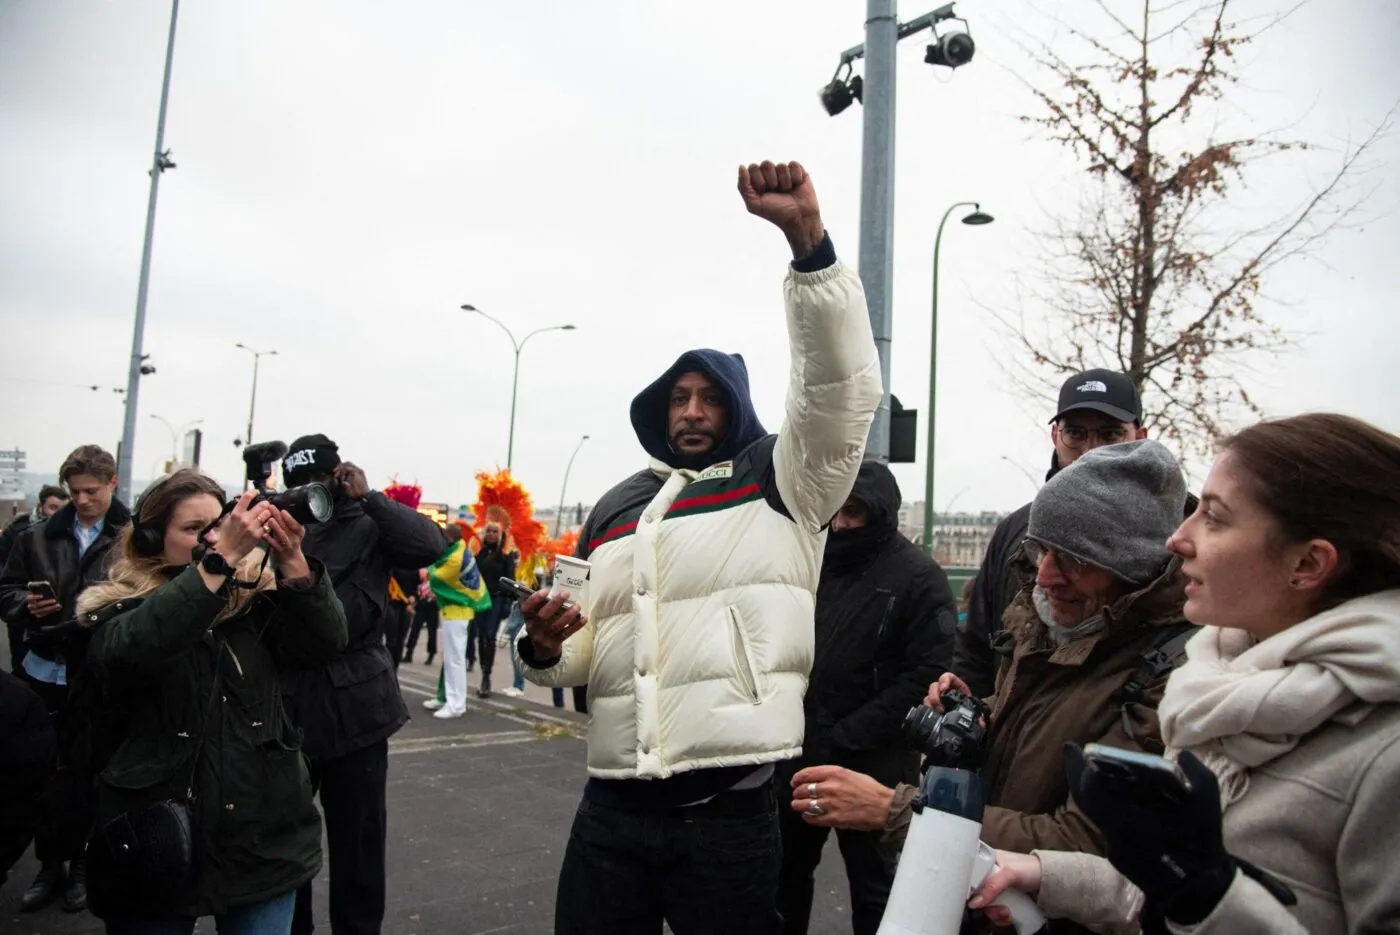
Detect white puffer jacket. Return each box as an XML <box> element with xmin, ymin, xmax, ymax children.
<box><xmin>519</xmin><ymin>255</ymin><xmax>881</xmax><ymax>779</ymax></box>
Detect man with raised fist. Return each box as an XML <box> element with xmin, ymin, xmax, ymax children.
<box><xmin>513</xmin><ymin>160</ymin><xmax>882</xmax><ymax>934</ymax></box>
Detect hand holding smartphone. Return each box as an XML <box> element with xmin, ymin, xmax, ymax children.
<box><xmin>1082</xmin><ymin>743</ymin><xmax>1191</xmax><ymax>805</ymax></box>
<box><xmin>26</xmin><ymin>580</ymin><xmax>62</xmax><ymax>618</ymax></box>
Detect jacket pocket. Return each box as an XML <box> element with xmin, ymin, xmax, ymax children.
<box><xmin>727</xmin><ymin>606</ymin><xmax>762</xmax><ymax>705</ymax></box>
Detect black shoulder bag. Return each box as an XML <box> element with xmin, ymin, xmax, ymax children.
<box><xmin>99</xmin><ymin>643</ymin><xmax>226</xmax><ymax>903</ymax></box>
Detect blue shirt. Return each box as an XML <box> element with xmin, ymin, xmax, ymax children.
<box><xmin>22</xmin><ymin>515</ymin><xmax>106</xmax><ymax>686</ymax></box>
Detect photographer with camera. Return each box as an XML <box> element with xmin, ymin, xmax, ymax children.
<box><xmin>969</xmin><ymin>414</ymin><xmax>1400</xmax><ymax>935</ymax></box>
<box><xmin>275</xmin><ymin>434</ymin><xmax>448</xmax><ymax>935</ymax></box>
<box><xmin>795</xmin><ymin>442</ymin><xmax>1193</xmax><ymax>931</ymax></box>
<box><xmin>72</xmin><ymin>470</ymin><xmax>347</xmax><ymax>932</ymax></box>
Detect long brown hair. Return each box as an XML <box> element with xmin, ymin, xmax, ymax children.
<box><xmin>77</xmin><ymin>470</ymin><xmax>274</xmax><ymax>618</ymax></box>
<box><xmin>1222</xmin><ymin>413</ymin><xmax>1400</xmax><ymax>609</ymax></box>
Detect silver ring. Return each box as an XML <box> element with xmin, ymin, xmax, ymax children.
<box><xmin>804</xmin><ymin>799</ymin><xmax>824</xmax><ymax>817</ymax></box>
<box><xmin>806</xmin><ymin>782</ymin><xmax>818</xmax><ymax>799</ymax></box>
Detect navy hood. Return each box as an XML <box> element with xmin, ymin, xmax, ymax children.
<box><xmin>630</xmin><ymin>349</ymin><xmax>767</xmax><ymax>470</ymax></box>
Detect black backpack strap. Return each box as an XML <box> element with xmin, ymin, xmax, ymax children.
<box><xmin>1119</xmin><ymin>623</ymin><xmax>1197</xmax><ymax>706</ymax></box>
<box><xmin>1117</xmin><ymin>623</ymin><xmax>1197</xmax><ymax>742</ymax></box>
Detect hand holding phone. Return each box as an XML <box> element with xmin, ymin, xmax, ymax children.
<box><xmin>1081</xmin><ymin>743</ymin><xmax>1191</xmax><ymax>805</ymax></box>
<box><xmin>26</xmin><ymin>581</ymin><xmax>61</xmax><ymax>618</ymax></box>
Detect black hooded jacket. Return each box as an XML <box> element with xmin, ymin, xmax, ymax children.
<box><xmin>282</xmin><ymin>491</ymin><xmax>448</xmax><ymax>761</ymax></box>
<box><xmin>803</xmin><ymin>462</ymin><xmax>956</xmax><ymax>784</ymax></box>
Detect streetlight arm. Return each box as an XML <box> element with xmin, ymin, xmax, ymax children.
<box><xmin>465</xmin><ymin>307</ymin><xmax>521</xmax><ymax>353</ymax></box>
<box><xmin>518</xmin><ymin>324</ymin><xmax>574</xmax><ymax>353</ymax></box>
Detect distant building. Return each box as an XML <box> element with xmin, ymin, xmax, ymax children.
<box><xmin>898</xmin><ymin>501</ymin><xmax>1007</xmax><ymax>569</ymax></box>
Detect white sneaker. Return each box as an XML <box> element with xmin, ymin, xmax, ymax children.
<box><xmin>500</xmin><ymin>686</ymin><xmax>525</xmax><ymax>698</ymax></box>
<box><xmin>422</xmin><ymin>698</ymin><xmax>444</xmax><ymax>711</ymax></box>
<box><xmin>432</xmin><ymin>706</ymin><xmax>465</xmax><ymax>719</ymax></box>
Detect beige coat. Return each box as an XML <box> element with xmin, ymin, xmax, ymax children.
<box><xmin>1034</xmin><ymin>700</ymin><xmax>1400</xmax><ymax>934</ymax></box>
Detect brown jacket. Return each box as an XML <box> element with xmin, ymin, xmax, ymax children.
<box><xmin>885</xmin><ymin>561</ymin><xmax>1190</xmax><ymax>853</ymax></box>
<box><xmin>979</xmin><ymin>560</ymin><xmax>1191</xmax><ymax>854</ymax></box>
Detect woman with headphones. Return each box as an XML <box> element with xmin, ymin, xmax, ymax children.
<box><xmin>72</xmin><ymin>469</ymin><xmax>347</xmax><ymax>934</ymax></box>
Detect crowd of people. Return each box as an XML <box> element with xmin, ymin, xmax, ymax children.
<box><xmin>1</xmin><ymin>158</ymin><xmax>1397</xmax><ymax>935</ymax></box>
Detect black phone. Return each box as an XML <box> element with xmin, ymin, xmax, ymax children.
<box><xmin>27</xmin><ymin>580</ymin><xmax>57</xmax><ymax>602</ymax></box>
<box><xmin>498</xmin><ymin>577</ymin><xmax>575</xmax><ymax>610</ymax></box>
<box><xmin>1082</xmin><ymin>743</ymin><xmax>1191</xmax><ymax>804</ymax></box>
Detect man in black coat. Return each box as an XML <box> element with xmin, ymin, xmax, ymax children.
<box><xmin>278</xmin><ymin>435</ymin><xmax>448</xmax><ymax>935</ymax></box>
<box><xmin>777</xmin><ymin>461</ymin><xmax>956</xmax><ymax>935</ymax></box>
<box><xmin>0</xmin><ymin>445</ymin><xmax>129</xmax><ymax>913</ymax></box>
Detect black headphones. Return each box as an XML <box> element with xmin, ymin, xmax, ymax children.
<box><xmin>132</xmin><ymin>517</ymin><xmax>166</xmax><ymax>557</ymax></box>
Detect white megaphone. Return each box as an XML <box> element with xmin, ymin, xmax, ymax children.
<box><xmin>878</xmin><ymin>765</ymin><xmax>1047</xmax><ymax>935</ymax></box>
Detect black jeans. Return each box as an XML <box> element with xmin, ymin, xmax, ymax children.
<box><xmin>384</xmin><ymin>604</ymin><xmax>409</xmax><ymax>673</ymax></box>
<box><xmin>777</xmin><ymin>799</ymin><xmax>895</xmax><ymax>935</ymax></box>
<box><xmin>18</xmin><ymin>670</ymin><xmax>88</xmax><ymax>864</ymax></box>
<box><xmin>555</xmin><ymin>784</ymin><xmax>783</xmax><ymax>934</ymax></box>
<box><xmin>403</xmin><ymin>601</ymin><xmax>438</xmax><ymax>660</ymax></box>
<box><xmin>471</xmin><ymin>602</ymin><xmax>504</xmax><ymax>676</ymax></box>
<box><xmin>292</xmin><ymin>740</ymin><xmax>389</xmax><ymax>935</ymax></box>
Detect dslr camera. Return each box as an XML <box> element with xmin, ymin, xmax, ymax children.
<box><xmin>902</xmin><ymin>688</ymin><xmax>991</xmax><ymax>771</ymax></box>
<box><xmin>241</xmin><ymin>440</ymin><xmax>334</xmax><ymax>525</ymax></box>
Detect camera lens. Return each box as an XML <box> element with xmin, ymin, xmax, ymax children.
<box><xmin>270</xmin><ymin>483</ymin><xmax>334</xmax><ymax>525</ymax></box>
<box><xmin>902</xmin><ymin>705</ymin><xmax>942</xmax><ymax>756</ymax></box>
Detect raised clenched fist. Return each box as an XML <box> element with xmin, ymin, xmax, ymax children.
<box><xmin>738</xmin><ymin>160</ymin><xmax>825</xmax><ymax>260</ymax></box>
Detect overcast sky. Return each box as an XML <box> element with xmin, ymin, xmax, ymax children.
<box><xmin>2</xmin><ymin>0</ymin><xmax>1396</xmax><ymax>513</ymax></box>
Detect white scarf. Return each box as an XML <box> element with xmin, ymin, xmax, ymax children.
<box><xmin>1158</xmin><ymin>590</ymin><xmax>1400</xmax><ymax>804</ymax></box>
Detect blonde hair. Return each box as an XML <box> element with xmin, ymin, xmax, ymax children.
<box><xmin>78</xmin><ymin>471</ymin><xmax>275</xmax><ymax>621</ymax></box>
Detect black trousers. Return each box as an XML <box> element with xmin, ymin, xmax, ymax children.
<box><xmin>7</xmin><ymin>619</ymin><xmax>28</xmax><ymax>673</ymax></box>
<box><xmin>777</xmin><ymin>798</ymin><xmax>895</xmax><ymax>935</ymax></box>
<box><xmin>292</xmin><ymin>739</ymin><xmax>389</xmax><ymax>935</ymax></box>
<box><xmin>403</xmin><ymin>601</ymin><xmax>438</xmax><ymax>660</ymax></box>
<box><xmin>18</xmin><ymin>671</ymin><xmax>88</xmax><ymax>865</ymax></box>
<box><xmin>468</xmin><ymin>602</ymin><xmax>504</xmax><ymax>676</ymax></box>
<box><xmin>555</xmin><ymin>784</ymin><xmax>783</xmax><ymax>934</ymax></box>
<box><xmin>383</xmin><ymin>604</ymin><xmax>410</xmax><ymax>673</ymax></box>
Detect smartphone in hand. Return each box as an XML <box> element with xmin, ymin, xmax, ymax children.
<box><xmin>27</xmin><ymin>580</ymin><xmax>57</xmax><ymax>602</ymax></box>
<box><xmin>498</xmin><ymin>577</ymin><xmax>574</xmax><ymax>610</ymax></box>
<box><xmin>1083</xmin><ymin>743</ymin><xmax>1191</xmax><ymax>805</ymax></box>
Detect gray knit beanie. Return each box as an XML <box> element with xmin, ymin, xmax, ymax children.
<box><xmin>1028</xmin><ymin>439</ymin><xmax>1185</xmax><ymax>584</ymax></box>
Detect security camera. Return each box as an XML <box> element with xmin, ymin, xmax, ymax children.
<box><xmin>925</xmin><ymin>24</ymin><xmax>975</xmax><ymax>69</ymax></box>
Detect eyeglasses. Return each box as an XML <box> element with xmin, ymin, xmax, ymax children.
<box><xmin>1023</xmin><ymin>538</ymin><xmax>1093</xmax><ymax>580</ymax></box>
<box><xmin>1058</xmin><ymin>425</ymin><xmax>1131</xmax><ymax>449</ymax></box>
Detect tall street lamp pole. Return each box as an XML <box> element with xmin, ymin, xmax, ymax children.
<box><xmin>235</xmin><ymin>343</ymin><xmax>277</xmax><ymax>446</ymax></box>
<box><xmin>555</xmin><ymin>435</ymin><xmax>590</xmax><ymax>537</ymax></box>
<box><xmin>460</xmin><ymin>305</ymin><xmax>575</xmax><ymax>470</ymax></box>
<box><xmin>117</xmin><ymin>0</ymin><xmax>181</xmax><ymax>505</ymax></box>
<box><xmin>922</xmin><ymin>201</ymin><xmax>993</xmax><ymax>555</ymax></box>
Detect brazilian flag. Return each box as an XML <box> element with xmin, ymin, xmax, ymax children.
<box><xmin>428</xmin><ymin>540</ymin><xmax>493</xmax><ymax>619</ymax></box>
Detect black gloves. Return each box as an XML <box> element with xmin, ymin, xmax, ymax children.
<box><xmin>1064</xmin><ymin>743</ymin><xmax>1295</xmax><ymax>926</ymax></box>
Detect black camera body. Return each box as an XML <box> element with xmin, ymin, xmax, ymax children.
<box><xmin>902</xmin><ymin>688</ymin><xmax>991</xmax><ymax>771</ymax></box>
<box><xmin>241</xmin><ymin>440</ymin><xmax>334</xmax><ymax>526</ymax></box>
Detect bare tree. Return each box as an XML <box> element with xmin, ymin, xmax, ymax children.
<box><xmin>1000</xmin><ymin>0</ymin><xmax>1390</xmax><ymax>453</ymax></box>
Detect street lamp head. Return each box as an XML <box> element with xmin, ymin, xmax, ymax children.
<box><xmin>820</xmin><ymin>76</ymin><xmax>861</xmax><ymax>116</ymax></box>
<box><xmin>962</xmin><ymin>209</ymin><xmax>995</xmax><ymax>226</ymax></box>
<box><xmin>925</xmin><ymin>27</ymin><xmax>975</xmax><ymax>69</ymax></box>
<box><xmin>461</xmin><ymin>304</ymin><xmax>478</xmax><ymax>312</ymax></box>
<box><xmin>561</xmin><ymin>324</ymin><xmax>577</xmax><ymax>331</ymax></box>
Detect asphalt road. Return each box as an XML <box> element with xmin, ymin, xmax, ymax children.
<box><xmin>4</xmin><ymin>652</ymin><xmax>859</xmax><ymax>935</ymax></box>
